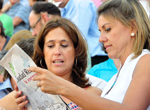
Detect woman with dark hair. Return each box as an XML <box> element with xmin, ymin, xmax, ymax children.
<box><xmin>15</xmin><ymin>18</ymin><xmax>101</xmax><ymax>110</ymax></box>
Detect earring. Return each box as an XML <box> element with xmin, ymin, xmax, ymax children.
<box><xmin>131</xmin><ymin>33</ymin><xmax>135</xmax><ymax>36</ymax></box>
<box><xmin>40</xmin><ymin>59</ymin><xmax>44</xmax><ymax>68</ymax></box>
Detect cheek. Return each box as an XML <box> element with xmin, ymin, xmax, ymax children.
<box><xmin>67</xmin><ymin>51</ymin><xmax>75</xmax><ymax>65</ymax></box>
<box><xmin>43</xmin><ymin>49</ymin><xmax>51</xmax><ymax>65</ymax></box>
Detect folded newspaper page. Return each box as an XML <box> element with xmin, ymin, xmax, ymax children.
<box><xmin>0</xmin><ymin>44</ymin><xmax>71</xmax><ymax>110</ymax></box>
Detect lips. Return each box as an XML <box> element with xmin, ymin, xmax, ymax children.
<box><xmin>104</xmin><ymin>45</ymin><xmax>112</xmax><ymax>51</ymax></box>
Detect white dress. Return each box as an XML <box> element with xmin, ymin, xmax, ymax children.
<box><xmin>101</xmin><ymin>49</ymin><xmax>150</xmax><ymax>110</ymax></box>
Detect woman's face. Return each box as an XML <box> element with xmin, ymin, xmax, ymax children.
<box><xmin>43</xmin><ymin>27</ymin><xmax>75</xmax><ymax>80</ymax></box>
<box><xmin>98</xmin><ymin>15</ymin><xmax>134</xmax><ymax>62</ymax></box>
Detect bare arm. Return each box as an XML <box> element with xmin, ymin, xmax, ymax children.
<box><xmin>61</xmin><ymin>54</ymin><xmax>150</xmax><ymax>110</ymax></box>
<box><xmin>86</xmin><ymin>86</ymin><xmax>102</xmax><ymax>96</ymax></box>
<box><xmin>18</xmin><ymin>55</ymin><xmax>150</xmax><ymax>110</ymax></box>
<box><xmin>1</xmin><ymin>3</ymin><xmax>11</xmax><ymax>13</ymax></box>
<box><xmin>13</xmin><ymin>17</ymin><xmax>23</xmax><ymax>27</ymax></box>
<box><xmin>31</xmin><ymin>67</ymin><xmax>127</xmax><ymax>110</ymax></box>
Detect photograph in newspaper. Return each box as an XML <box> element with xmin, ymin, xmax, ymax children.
<box><xmin>0</xmin><ymin>44</ymin><xmax>71</xmax><ymax>110</ymax></box>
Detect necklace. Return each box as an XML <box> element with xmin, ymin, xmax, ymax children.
<box><xmin>104</xmin><ymin>66</ymin><xmax>122</xmax><ymax>96</ymax></box>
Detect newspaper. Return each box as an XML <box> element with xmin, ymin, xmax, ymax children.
<box><xmin>0</xmin><ymin>44</ymin><xmax>71</xmax><ymax>110</ymax></box>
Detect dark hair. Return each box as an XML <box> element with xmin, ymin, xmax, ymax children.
<box><xmin>32</xmin><ymin>1</ymin><xmax>61</xmax><ymax>16</ymax></box>
<box><xmin>98</xmin><ymin>0</ymin><xmax>150</xmax><ymax>58</ymax></box>
<box><xmin>0</xmin><ymin>0</ymin><xmax>3</xmax><ymax>10</ymax></box>
<box><xmin>33</xmin><ymin>18</ymin><xmax>91</xmax><ymax>88</ymax></box>
<box><xmin>3</xmin><ymin>38</ymin><xmax>35</xmax><ymax>81</ymax></box>
<box><xmin>0</xmin><ymin>21</ymin><xmax>6</xmax><ymax>37</ymax></box>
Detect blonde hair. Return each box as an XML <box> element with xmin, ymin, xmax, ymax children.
<box><xmin>98</xmin><ymin>0</ymin><xmax>150</xmax><ymax>58</ymax></box>
<box><xmin>5</xmin><ymin>30</ymin><xmax>34</xmax><ymax>50</ymax></box>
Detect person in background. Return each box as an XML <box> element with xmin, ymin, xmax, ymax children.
<box><xmin>4</xmin><ymin>30</ymin><xmax>34</xmax><ymax>50</ymax></box>
<box><xmin>4</xmin><ymin>0</ymin><xmax>30</xmax><ymax>34</ymax></box>
<box><xmin>15</xmin><ymin>0</ymin><xmax>150</xmax><ymax>110</ymax></box>
<box><xmin>0</xmin><ymin>50</ymin><xmax>7</xmax><ymax>82</ymax></box>
<box><xmin>3</xmin><ymin>0</ymin><xmax>30</xmax><ymax>7</ymax></box>
<box><xmin>88</xmin><ymin>58</ymin><xmax>119</xmax><ymax>82</ymax></box>
<box><xmin>15</xmin><ymin>18</ymin><xmax>102</xmax><ymax>110</ymax></box>
<box><xmin>0</xmin><ymin>21</ymin><xmax>10</xmax><ymax>51</ymax></box>
<box><xmin>0</xmin><ymin>0</ymin><xmax>13</xmax><ymax>37</ymax></box>
<box><xmin>28</xmin><ymin>0</ymin><xmax>46</xmax><ymax>7</ymax></box>
<box><xmin>29</xmin><ymin>1</ymin><xmax>60</xmax><ymax>37</ymax></box>
<box><xmin>54</xmin><ymin>0</ymin><xmax>108</xmax><ymax>67</ymax></box>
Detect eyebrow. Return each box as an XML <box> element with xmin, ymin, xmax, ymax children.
<box><xmin>99</xmin><ymin>23</ymin><xmax>111</xmax><ymax>31</ymax></box>
<box><xmin>45</xmin><ymin>39</ymin><xmax>70</xmax><ymax>44</ymax></box>
<box><xmin>102</xmin><ymin>23</ymin><xmax>111</xmax><ymax>29</ymax></box>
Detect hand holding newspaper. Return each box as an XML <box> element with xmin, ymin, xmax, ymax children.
<box><xmin>0</xmin><ymin>44</ymin><xmax>70</xmax><ymax>110</ymax></box>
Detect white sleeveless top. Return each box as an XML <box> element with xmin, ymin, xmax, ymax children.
<box><xmin>101</xmin><ymin>49</ymin><xmax>150</xmax><ymax>110</ymax></box>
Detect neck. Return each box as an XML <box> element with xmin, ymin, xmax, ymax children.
<box><xmin>113</xmin><ymin>59</ymin><xmax>121</xmax><ymax>70</ymax></box>
<box><xmin>59</xmin><ymin>72</ymin><xmax>72</xmax><ymax>82</ymax></box>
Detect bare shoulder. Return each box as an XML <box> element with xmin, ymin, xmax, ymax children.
<box><xmin>133</xmin><ymin>53</ymin><xmax>150</xmax><ymax>84</ymax></box>
<box><xmin>123</xmin><ymin>54</ymin><xmax>150</xmax><ymax>109</ymax></box>
<box><xmin>137</xmin><ymin>53</ymin><xmax>150</xmax><ymax>64</ymax></box>
<box><xmin>86</xmin><ymin>86</ymin><xmax>102</xmax><ymax>96</ymax></box>
<box><xmin>134</xmin><ymin>53</ymin><xmax>150</xmax><ymax>76</ymax></box>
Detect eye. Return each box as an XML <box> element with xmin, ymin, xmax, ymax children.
<box><xmin>105</xmin><ymin>28</ymin><xmax>111</xmax><ymax>32</ymax></box>
<box><xmin>61</xmin><ymin>45</ymin><xmax>68</xmax><ymax>47</ymax></box>
<box><xmin>48</xmin><ymin>45</ymin><xmax>54</xmax><ymax>48</ymax></box>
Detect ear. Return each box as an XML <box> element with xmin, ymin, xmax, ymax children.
<box><xmin>41</xmin><ymin>13</ymin><xmax>49</xmax><ymax>24</ymax></box>
<box><xmin>130</xmin><ymin>19</ymin><xmax>138</xmax><ymax>36</ymax></box>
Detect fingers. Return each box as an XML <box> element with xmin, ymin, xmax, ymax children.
<box><xmin>28</xmin><ymin>67</ymin><xmax>45</xmax><ymax>75</ymax></box>
<box><xmin>15</xmin><ymin>95</ymin><xmax>27</xmax><ymax>105</ymax></box>
<box><xmin>14</xmin><ymin>91</ymin><xmax>22</xmax><ymax>99</ymax></box>
<box><xmin>14</xmin><ymin>91</ymin><xmax>28</xmax><ymax>110</ymax></box>
<box><xmin>37</xmin><ymin>81</ymin><xmax>41</xmax><ymax>87</ymax></box>
<box><xmin>17</xmin><ymin>99</ymin><xmax>28</xmax><ymax>110</ymax></box>
<box><xmin>14</xmin><ymin>85</ymin><xmax>18</xmax><ymax>91</ymax></box>
<box><xmin>33</xmin><ymin>74</ymin><xmax>41</xmax><ymax>81</ymax></box>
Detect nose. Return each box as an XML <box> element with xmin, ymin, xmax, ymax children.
<box><xmin>99</xmin><ymin>33</ymin><xmax>107</xmax><ymax>43</ymax></box>
<box><xmin>54</xmin><ymin>46</ymin><xmax>61</xmax><ymax>56</ymax></box>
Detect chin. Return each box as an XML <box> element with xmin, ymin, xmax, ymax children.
<box><xmin>108</xmin><ymin>53</ymin><xmax>114</xmax><ymax>59</ymax></box>
<box><xmin>52</xmin><ymin>70</ymin><xmax>64</xmax><ymax>76</ymax></box>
